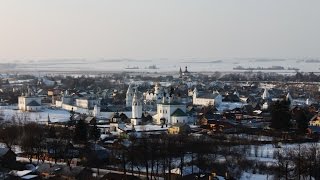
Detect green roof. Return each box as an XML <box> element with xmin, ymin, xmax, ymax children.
<box><xmin>171</xmin><ymin>108</ymin><xmax>188</xmax><ymax>117</ymax></box>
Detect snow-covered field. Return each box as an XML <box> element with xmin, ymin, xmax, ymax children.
<box><xmin>0</xmin><ymin>108</ymin><xmax>70</xmax><ymax>123</ymax></box>
<box><xmin>0</xmin><ymin>58</ymin><xmax>319</xmax><ymax>73</ymax></box>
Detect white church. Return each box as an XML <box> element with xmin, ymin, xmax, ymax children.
<box><xmin>96</xmin><ymin>83</ymin><xmax>193</xmax><ymax>127</ymax></box>
<box><xmin>144</xmin><ymin>82</ymin><xmax>170</xmax><ymax>103</ymax></box>
<box><xmin>192</xmin><ymin>88</ymin><xmax>222</xmax><ymax>106</ymax></box>
<box><xmin>18</xmin><ymin>88</ymin><xmax>42</xmax><ymax>112</ymax></box>
<box><xmin>127</xmin><ymin>83</ymin><xmax>193</xmax><ymax>125</ymax></box>
<box><xmin>153</xmin><ymin>95</ymin><xmax>191</xmax><ymax>125</ymax></box>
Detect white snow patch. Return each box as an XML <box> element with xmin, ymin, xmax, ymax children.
<box><xmin>241</xmin><ymin>172</ymin><xmax>272</xmax><ymax>180</ymax></box>
<box><xmin>0</xmin><ymin>108</ymin><xmax>70</xmax><ymax>123</ymax></box>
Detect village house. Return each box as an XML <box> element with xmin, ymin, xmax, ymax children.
<box><xmin>309</xmin><ymin>113</ymin><xmax>320</xmax><ymax>127</ymax></box>
<box><xmin>36</xmin><ymin>163</ymin><xmax>93</xmax><ymax>180</ymax></box>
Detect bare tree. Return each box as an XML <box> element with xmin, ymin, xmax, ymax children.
<box><xmin>20</xmin><ymin>123</ymin><xmax>45</xmax><ymax>164</ymax></box>
<box><xmin>274</xmin><ymin>147</ymin><xmax>294</xmax><ymax>179</ymax></box>
<box><xmin>0</xmin><ymin>125</ymin><xmax>20</xmax><ymax>149</ymax></box>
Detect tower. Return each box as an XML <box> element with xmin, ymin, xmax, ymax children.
<box><xmin>154</xmin><ymin>82</ymin><xmax>162</xmax><ymax>103</ymax></box>
<box><xmin>193</xmin><ymin>87</ymin><xmax>198</xmax><ymax>102</ymax></box>
<box><xmin>64</xmin><ymin>90</ymin><xmax>69</xmax><ymax>96</ymax></box>
<box><xmin>286</xmin><ymin>92</ymin><xmax>293</xmax><ymax>102</ymax></box>
<box><xmin>132</xmin><ymin>89</ymin><xmax>142</xmax><ymax>119</ymax></box>
<box><xmin>27</xmin><ymin>86</ymin><xmax>32</xmax><ymax>96</ymax></box>
<box><xmin>131</xmin><ymin>89</ymin><xmax>143</xmax><ymax>125</ymax></box>
<box><xmin>93</xmin><ymin>105</ymin><xmax>100</xmax><ymax>117</ymax></box>
<box><xmin>126</xmin><ymin>84</ymin><xmax>134</xmax><ymax>107</ymax></box>
<box><xmin>262</xmin><ymin>88</ymin><xmax>270</xmax><ymax>100</ymax></box>
<box><xmin>179</xmin><ymin>67</ymin><xmax>182</xmax><ymax>78</ymax></box>
<box><xmin>155</xmin><ymin>82</ymin><xmax>161</xmax><ymax>95</ymax></box>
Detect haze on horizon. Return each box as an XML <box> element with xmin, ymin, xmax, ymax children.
<box><xmin>0</xmin><ymin>0</ymin><xmax>319</xmax><ymax>62</ymax></box>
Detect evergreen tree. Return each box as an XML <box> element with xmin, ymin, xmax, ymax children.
<box><xmin>48</xmin><ymin>126</ymin><xmax>57</xmax><ymax>138</ymax></box>
<box><xmin>89</xmin><ymin>121</ymin><xmax>100</xmax><ymax>142</ymax></box>
<box><xmin>68</xmin><ymin>108</ymin><xmax>76</xmax><ymax>126</ymax></box>
<box><xmin>270</xmin><ymin>100</ymin><xmax>291</xmax><ymax>130</ymax></box>
<box><xmin>73</xmin><ymin>119</ymin><xmax>88</xmax><ymax>143</ymax></box>
<box><xmin>69</xmin><ymin>108</ymin><xmax>75</xmax><ymax>121</ymax></box>
<box><xmin>295</xmin><ymin>109</ymin><xmax>308</xmax><ymax>133</ymax></box>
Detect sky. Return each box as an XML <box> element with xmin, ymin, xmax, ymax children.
<box><xmin>0</xmin><ymin>0</ymin><xmax>319</xmax><ymax>62</ymax></box>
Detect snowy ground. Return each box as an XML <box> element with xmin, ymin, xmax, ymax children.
<box><xmin>0</xmin><ymin>58</ymin><xmax>318</xmax><ymax>73</ymax></box>
<box><xmin>0</xmin><ymin>143</ymin><xmax>22</xmax><ymax>154</ymax></box>
<box><xmin>217</xmin><ymin>102</ymin><xmax>245</xmax><ymax>112</ymax></box>
<box><xmin>0</xmin><ymin>108</ymin><xmax>70</xmax><ymax>123</ymax></box>
<box><xmin>240</xmin><ymin>172</ymin><xmax>273</xmax><ymax>180</ymax></box>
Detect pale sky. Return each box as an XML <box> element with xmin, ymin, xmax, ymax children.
<box><xmin>0</xmin><ymin>0</ymin><xmax>319</xmax><ymax>61</ymax></box>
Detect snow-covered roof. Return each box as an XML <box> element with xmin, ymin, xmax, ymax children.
<box><xmin>171</xmin><ymin>108</ymin><xmax>188</xmax><ymax>117</ymax></box>
<box><xmin>0</xmin><ymin>147</ymin><xmax>12</xmax><ymax>157</ymax></box>
<box><xmin>1</xmin><ymin>108</ymin><xmax>70</xmax><ymax>123</ymax></box>
<box><xmin>170</xmin><ymin>165</ymin><xmax>200</xmax><ymax>176</ymax></box>
<box><xmin>119</xmin><ymin>124</ymin><xmax>169</xmax><ymax>132</ymax></box>
<box><xmin>9</xmin><ymin>170</ymin><xmax>32</xmax><ymax>177</ymax></box>
<box><xmin>21</xmin><ymin>175</ymin><xmax>39</xmax><ymax>179</ymax></box>
<box><xmin>26</xmin><ymin>100</ymin><xmax>41</xmax><ymax>107</ymax></box>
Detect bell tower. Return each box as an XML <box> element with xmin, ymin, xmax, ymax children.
<box><xmin>126</xmin><ymin>84</ymin><xmax>134</xmax><ymax>107</ymax></box>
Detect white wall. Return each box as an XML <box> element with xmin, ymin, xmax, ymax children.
<box><xmin>18</xmin><ymin>96</ymin><xmax>42</xmax><ymax>111</ymax></box>
<box><xmin>156</xmin><ymin>104</ymin><xmax>186</xmax><ymax>125</ymax></box>
<box><xmin>75</xmin><ymin>99</ymin><xmax>100</xmax><ymax>109</ymax></box>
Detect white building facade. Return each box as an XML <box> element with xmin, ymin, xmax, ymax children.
<box><xmin>18</xmin><ymin>96</ymin><xmax>42</xmax><ymax>112</ymax></box>
<box><xmin>131</xmin><ymin>90</ymin><xmax>143</xmax><ymax>125</ymax></box>
<box><xmin>144</xmin><ymin>82</ymin><xmax>174</xmax><ymax>105</ymax></box>
<box><xmin>75</xmin><ymin>98</ymin><xmax>100</xmax><ymax>109</ymax></box>
<box><xmin>153</xmin><ymin>99</ymin><xmax>189</xmax><ymax>125</ymax></box>
<box><xmin>192</xmin><ymin>88</ymin><xmax>222</xmax><ymax>106</ymax></box>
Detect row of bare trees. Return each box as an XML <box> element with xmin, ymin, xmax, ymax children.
<box><xmin>3</xmin><ymin>120</ymin><xmax>320</xmax><ymax>179</ymax></box>
<box><xmin>274</xmin><ymin>143</ymin><xmax>320</xmax><ymax>179</ymax></box>
<box><xmin>0</xmin><ymin>120</ymin><xmax>100</xmax><ymax>165</ymax></box>
<box><xmin>0</xmin><ymin>122</ymin><xmax>46</xmax><ymax>163</ymax></box>
<box><xmin>108</xmin><ymin>132</ymin><xmax>320</xmax><ymax>179</ymax></box>
<box><xmin>108</xmin><ymin>133</ymin><xmax>254</xmax><ymax>179</ymax></box>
